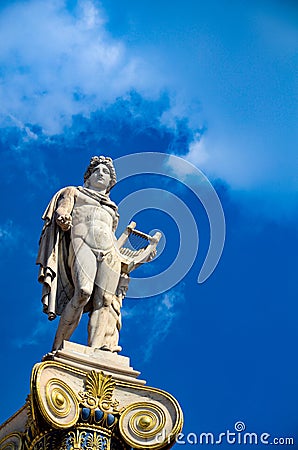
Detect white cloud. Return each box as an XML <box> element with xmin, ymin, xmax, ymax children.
<box><xmin>186</xmin><ymin>135</ymin><xmax>210</xmax><ymax>166</ymax></box>
<box><xmin>166</xmin><ymin>154</ymin><xmax>197</xmax><ymax>179</ymax></box>
<box><xmin>174</xmin><ymin>113</ymin><xmax>298</xmax><ymax>220</ymax></box>
<box><xmin>1</xmin><ymin>0</ymin><xmax>296</xmax><ymax>218</ymax></box>
<box><xmin>0</xmin><ymin>0</ymin><xmax>158</xmax><ymax>134</ymax></box>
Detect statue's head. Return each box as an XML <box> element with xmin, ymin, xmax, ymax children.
<box><xmin>84</xmin><ymin>156</ymin><xmax>117</xmax><ymax>193</ymax></box>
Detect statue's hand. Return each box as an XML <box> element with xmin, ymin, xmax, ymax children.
<box><xmin>56</xmin><ymin>214</ymin><xmax>72</xmax><ymax>231</ymax></box>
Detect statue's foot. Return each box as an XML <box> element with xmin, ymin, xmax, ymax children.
<box><xmin>112</xmin><ymin>345</ymin><xmax>122</xmax><ymax>353</ymax></box>
<box><xmin>51</xmin><ymin>341</ymin><xmax>64</xmax><ymax>353</ymax></box>
<box><xmin>99</xmin><ymin>345</ymin><xmax>111</xmax><ymax>352</ymax></box>
<box><xmin>98</xmin><ymin>345</ymin><xmax>122</xmax><ymax>353</ymax></box>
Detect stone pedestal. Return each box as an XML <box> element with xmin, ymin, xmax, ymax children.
<box><xmin>0</xmin><ymin>341</ymin><xmax>183</xmax><ymax>449</ymax></box>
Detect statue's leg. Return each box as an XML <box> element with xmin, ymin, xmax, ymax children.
<box><xmin>88</xmin><ymin>251</ymin><xmax>121</xmax><ymax>350</ymax></box>
<box><xmin>52</xmin><ymin>240</ymin><xmax>97</xmax><ymax>351</ymax></box>
<box><xmin>87</xmin><ymin>287</ymin><xmax>113</xmax><ymax>349</ymax></box>
<box><xmin>105</xmin><ymin>303</ymin><xmax>121</xmax><ymax>352</ymax></box>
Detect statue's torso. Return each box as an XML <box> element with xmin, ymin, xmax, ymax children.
<box><xmin>71</xmin><ymin>190</ymin><xmax>116</xmax><ymax>251</ymax></box>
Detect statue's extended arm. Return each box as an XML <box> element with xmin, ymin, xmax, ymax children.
<box><xmin>55</xmin><ymin>187</ymin><xmax>76</xmax><ymax>231</ymax></box>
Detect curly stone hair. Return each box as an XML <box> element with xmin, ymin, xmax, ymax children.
<box><xmin>83</xmin><ymin>156</ymin><xmax>117</xmax><ymax>193</ymax></box>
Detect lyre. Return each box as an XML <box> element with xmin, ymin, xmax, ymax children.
<box><xmin>116</xmin><ymin>221</ymin><xmax>161</xmax><ymax>274</ymax></box>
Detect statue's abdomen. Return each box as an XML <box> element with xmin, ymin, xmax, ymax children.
<box><xmin>71</xmin><ymin>202</ymin><xmax>115</xmax><ymax>251</ymax></box>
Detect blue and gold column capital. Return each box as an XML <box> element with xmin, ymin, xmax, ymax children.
<box><xmin>0</xmin><ymin>343</ymin><xmax>183</xmax><ymax>450</ymax></box>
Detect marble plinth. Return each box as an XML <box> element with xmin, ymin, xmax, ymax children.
<box><xmin>44</xmin><ymin>340</ymin><xmax>146</xmax><ymax>385</ymax></box>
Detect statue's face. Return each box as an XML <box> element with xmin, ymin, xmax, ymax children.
<box><xmin>87</xmin><ymin>163</ymin><xmax>111</xmax><ymax>192</ymax></box>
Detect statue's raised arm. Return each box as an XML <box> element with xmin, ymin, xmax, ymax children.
<box><xmin>36</xmin><ymin>156</ymin><xmax>160</xmax><ymax>354</ymax></box>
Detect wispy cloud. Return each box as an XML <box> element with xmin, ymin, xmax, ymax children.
<box><xmin>0</xmin><ymin>220</ymin><xmax>21</xmax><ymax>249</ymax></box>
<box><xmin>13</xmin><ymin>319</ymin><xmax>52</xmax><ymax>349</ymax></box>
<box><xmin>143</xmin><ymin>291</ymin><xmax>182</xmax><ymax>361</ymax></box>
<box><xmin>6</xmin><ymin>114</ymin><xmax>38</xmax><ymax>140</ymax></box>
<box><xmin>123</xmin><ymin>287</ymin><xmax>185</xmax><ymax>361</ymax></box>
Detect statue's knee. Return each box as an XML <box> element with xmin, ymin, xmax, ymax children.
<box><xmin>102</xmin><ymin>292</ymin><xmax>114</xmax><ymax>307</ymax></box>
<box><xmin>76</xmin><ymin>286</ymin><xmax>92</xmax><ymax>305</ymax></box>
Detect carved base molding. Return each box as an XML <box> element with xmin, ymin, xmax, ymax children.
<box><xmin>0</xmin><ymin>343</ymin><xmax>183</xmax><ymax>450</ymax></box>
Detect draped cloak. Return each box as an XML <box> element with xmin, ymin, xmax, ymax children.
<box><xmin>36</xmin><ymin>186</ymin><xmax>119</xmax><ymax>321</ymax></box>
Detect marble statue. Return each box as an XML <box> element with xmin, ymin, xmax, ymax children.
<box><xmin>37</xmin><ymin>156</ymin><xmax>160</xmax><ymax>354</ymax></box>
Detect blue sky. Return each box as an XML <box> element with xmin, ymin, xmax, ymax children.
<box><xmin>0</xmin><ymin>0</ymin><xmax>297</xmax><ymax>447</ymax></box>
